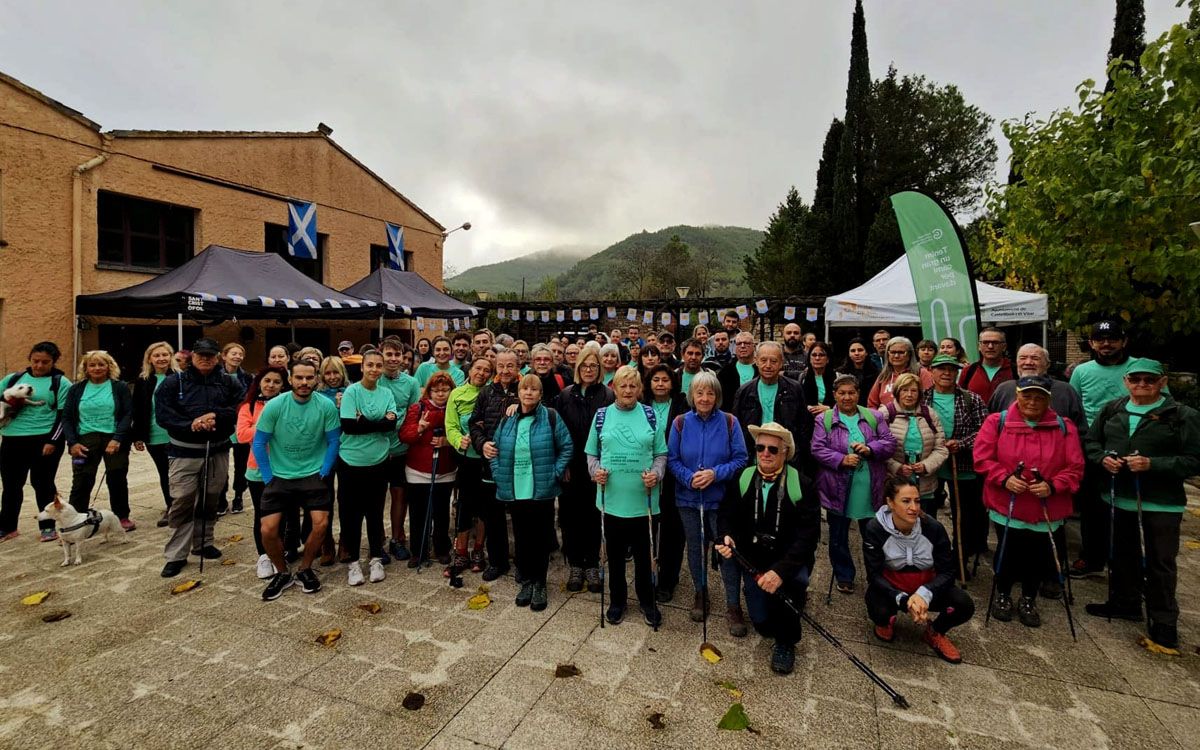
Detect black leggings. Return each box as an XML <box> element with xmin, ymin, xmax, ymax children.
<box><xmin>455</xmin><ymin>457</ymin><xmax>486</xmax><ymax>535</ymax></box>
<box><xmin>866</xmin><ymin>583</ymin><xmax>975</xmax><ymax>634</ymax></box>
<box><xmin>510</xmin><ymin>499</ymin><xmax>555</xmax><ymax>584</ymax></box>
<box><xmin>409</xmin><ymin>478</ymin><xmax>453</xmax><ymax>559</ymax></box>
<box><xmin>338</xmin><ymin>459</ymin><xmax>388</xmax><ymax>561</ymax></box>
<box><xmin>604</xmin><ymin>513</ymin><xmax>656</xmax><ymax>609</ymax></box>
<box><xmin>992</xmin><ymin>521</ymin><xmax>1064</xmax><ymax>599</ymax></box>
<box><xmin>146</xmin><ymin>442</ymin><xmax>171</xmax><ymax>508</ymax></box>
<box><xmin>0</xmin><ymin>434</ymin><xmax>63</xmax><ymax>533</ymax></box>
<box><xmin>655</xmin><ymin>478</ymin><xmax>684</xmax><ymax>593</ymax></box>
<box><xmin>559</xmin><ymin>475</ymin><xmax>600</xmax><ymax>570</ymax></box>
<box><xmin>68</xmin><ymin>432</ymin><xmax>131</xmax><ymax>520</ymax></box>
<box><xmin>481</xmin><ymin>481</ymin><xmax>511</xmax><ymax>569</ymax></box>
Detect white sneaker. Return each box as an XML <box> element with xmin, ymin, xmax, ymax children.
<box><xmin>368</xmin><ymin>557</ymin><xmax>386</xmax><ymax>583</ymax></box>
<box><xmin>256</xmin><ymin>554</ymin><xmax>276</xmax><ymax>580</ymax></box>
<box><xmin>347</xmin><ymin>562</ymin><xmax>365</xmax><ymax>586</ymax></box>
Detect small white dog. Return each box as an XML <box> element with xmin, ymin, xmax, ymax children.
<box><xmin>0</xmin><ymin>383</ymin><xmax>44</xmax><ymax>431</ymax></box>
<box><xmin>38</xmin><ymin>496</ymin><xmax>126</xmax><ymax>566</ymax></box>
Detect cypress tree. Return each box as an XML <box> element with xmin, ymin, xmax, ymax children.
<box><xmin>813</xmin><ymin>118</ymin><xmax>843</xmax><ymax>214</ymax></box>
<box><xmin>830</xmin><ymin>0</ymin><xmax>873</xmax><ymax>285</ymax></box>
<box><xmin>1106</xmin><ymin>0</ymin><xmax>1145</xmax><ymax>90</ymax></box>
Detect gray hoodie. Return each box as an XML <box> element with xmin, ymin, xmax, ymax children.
<box><xmin>873</xmin><ymin>505</ymin><xmax>936</xmax><ymax>604</ymax></box>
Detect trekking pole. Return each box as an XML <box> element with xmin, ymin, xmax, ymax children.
<box><xmin>1104</xmin><ymin>451</ymin><xmax>1120</xmax><ymax>623</ymax></box>
<box><xmin>1131</xmin><ymin>450</ymin><xmax>1149</xmax><ymax>632</ymax></box>
<box><xmin>416</xmin><ymin>429</ymin><xmax>442</xmax><ymax>573</ymax></box>
<box><xmin>644</xmin><ymin>476</ymin><xmax>658</xmax><ymax>632</ymax></box>
<box><xmin>727</xmin><ymin>547</ymin><xmax>909</xmax><ymax>709</ymax></box>
<box><xmin>598</xmin><ymin>484</ymin><xmax>607</xmax><ymax>629</ymax></box>
<box><xmin>950</xmin><ymin>454</ymin><xmax>966</xmax><ymax>586</ymax></box>
<box><xmin>1033</xmin><ymin>468</ymin><xmax>1076</xmax><ymax>642</ymax></box>
<box><xmin>986</xmin><ymin>461</ymin><xmax>1024</xmax><ymax>628</ymax></box>
<box><xmin>448</xmin><ymin>476</ymin><xmax>464</xmax><ymax>589</ymax></box>
<box><xmin>699</xmin><ymin>501</ymin><xmax>712</xmax><ymax>651</ymax></box>
<box><xmin>197</xmin><ymin>440</ymin><xmax>211</xmax><ymax>574</ymax></box>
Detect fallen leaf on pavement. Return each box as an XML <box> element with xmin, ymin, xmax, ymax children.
<box><xmin>21</xmin><ymin>591</ymin><xmax>50</xmax><ymax>606</ymax></box>
<box><xmin>220</xmin><ymin>559</ymin><xmax>235</xmax><ymax>566</ymax></box>
<box><xmin>700</xmin><ymin>644</ymin><xmax>723</xmax><ymax>663</ymax></box>
<box><xmin>315</xmin><ymin>628</ymin><xmax>342</xmax><ymax>647</ymax></box>
<box><xmin>227</xmin><ymin>534</ymin><xmax>244</xmax><ymax>543</ymax></box>
<box><xmin>170</xmin><ymin>580</ymin><xmax>201</xmax><ymax>595</ymax></box>
<box><xmin>555</xmin><ymin>663</ymin><xmax>582</xmax><ymax>678</ymax></box>
<box><xmin>1184</xmin><ymin>540</ymin><xmax>1200</xmax><ymax>551</ymax></box>
<box><xmin>402</xmin><ymin>692</ymin><xmax>425</xmax><ymax>710</ymax></box>
<box><xmin>42</xmin><ymin>611</ymin><xmax>71</xmax><ymax>623</ymax></box>
<box><xmin>1138</xmin><ymin>636</ymin><xmax>1180</xmax><ymax>656</ymax></box>
<box><xmin>647</xmin><ymin>712</ymin><xmax>666</xmax><ymax>729</ymax></box>
<box><xmin>717</xmin><ymin>703</ymin><xmax>752</xmax><ymax>731</ymax></box>
<box><xmin>467</xmin><ymin>585</ymin><xmax>491</xmax><ymax>610</ymax></box>
<box><xmin>715</xmin><ymin>680</ymin><xmax>743</xmax><ymax>700</ymax></box>
<box><xmin>357</xmin><ymin>602</ymin><xmax>382</xmax><ymax>614</ymax></box>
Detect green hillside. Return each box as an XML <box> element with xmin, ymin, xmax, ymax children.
<box><xmin>446</xmin><ymin>246</ymin><xmax>594</xmax><ymax>295</ymax></box>
<box><xmin>554</xmin><ymin>225</ymin><xmax>761</xmax><ymax>300</ymax></box>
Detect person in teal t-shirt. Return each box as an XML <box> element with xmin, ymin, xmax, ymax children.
<box><xmin>414</xmin><ymin>337</ymin><xmax>466</xmax><ymax>387</ymax></box>
<box><xmin>132</xmin><ymin>341</ymin><xmax>178</xmax><ymax>528</ymax></box>
<box><xmin>61</xmin><ymin>350</ymin><xmax>133</xmax><ymax>526</ymax></box>
<box><xmin>0</xmin><ymin>340</ymin><xmax>70</xmax><ymax>541</ymax></box>
<box><xmin>586</xmin><ymin>367</ymin><xmax>668</xmax><ymax>627</ymax></box>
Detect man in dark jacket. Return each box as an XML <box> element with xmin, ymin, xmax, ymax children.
<box><xmin>781</xmin><ymin>323</ymin><xmax>807</xmax><ymax>381</ymax></box>
<box><xmin>702</xmin><ymin>330</ymin><xmax>733</xmax><ymax>372</ymax></box>
<box><xmin>989</xmin><ymin>344</ymin><xmax>1085</xmax><ymax>433</ymax></box>
<box><xmin>731</xmin><ymin>341</ymin><xmax>810</xmax><ymax>466</ymax></box>
<box><xmin>717</xmin><ymin>331</ymin><xmax>758</xmax><ymax>411</ymax></box>
<box><xmin>1082</xmin><ymin>359</ymin><xmax>1200</xmax><ymax>650</ymax></box>
<box><xmin>468</xmin><ymin>350</ymin><xmax>522</xmax><ymax>581</ymax></box>
<box><xmin>154</xmin><ymin>337</ymin><xmax>245</xmax><ymax>577</ymax></box>
<box><xmin>716</xmin><ymin>423</ymin><xmax>819</xmax><ymax>675</ymax></box>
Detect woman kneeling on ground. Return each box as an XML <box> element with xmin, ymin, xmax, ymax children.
<box><xmin>715</xmin><ymin>422</ymin><xmax>820</xmax><ymax>675</ymax></box>
<box><xmin>863</xmin><ymin>478</ymin><xmax>974</xmax><ymax>663</ymax></box>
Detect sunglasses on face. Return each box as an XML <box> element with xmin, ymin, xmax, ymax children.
<box><xmin>1127</xmin><ymin>375</ymin><xmax>1160</xmax><ymax>384</ymax></box>
<box><xmin>755</xmin><ymin>444</ymin><xmax>780</xmax><ymax>455</ymax></box>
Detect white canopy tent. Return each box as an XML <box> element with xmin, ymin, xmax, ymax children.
<box><xmin>823</xmin><ymin>256</ymin><xmax>1050</xmax><ymax>345</ymax></box>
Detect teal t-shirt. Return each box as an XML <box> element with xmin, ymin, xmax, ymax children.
<box><xmin>603</xmin><ymin>370</ymin><xmax>615</xmax><ymax>385</ymax></box>
<box><xmin>339</xmin><ymin>381</ymin><xmax>397</xmax><ymax>467</ymax></box>
<box><xmin>0</xmin><ymin>371</ymin><xmax>69</xmax><ymax>437</ymax></box>
<box><xmin>844</xmin><ymin>418</ymin><xmax>874</xmax><ymax>520</ymax></box>
<box><xmin>78</xmin><ymin>381</ymin><xmax>116</xmax><ymax>435</ymax></box>
<box><xmin>586</xmin><ymin>404</ymin><xmax>668</xmax><ymax>518</ymax></box>
<box><xmin>982</xmin><ymin>363</ymin><xmax>1002</xmax><ymax>381</ymax></box>
<box><xmin>681</xmin><ymin>369</ymin><xmax>696</xmax><ymax>396</ymax></box>
<box><xmin>255</xmin><ymin>394</ymin><xmax>340</xmax><ymax>479</ymax></box>
<box><xmin>757</xmin><ymin>381</ymin><xmax>778</xmax><ymax>426</ymax></box>
<box><xmin>989</xmin><ymin>509</ymin><xmax>1061</xmax><ymax>533</ymax></box>
<box><xmin>815</xmin><ymin>376</ymin><xmax>826</xmax><ymax>405</ymax></box>
<box><xmin>149</xmin><ymin>376</ymin><xmax>170</xmax><ymax>445</ymax></box>
<box><xmin>414</xmin><ymin>360</ymin><xmax>466</xmax><ymax>388</ymax></box>
<box><xmin>760</xmin><ymin>481</ymin><xmax>776</xmax><ymax>513</ymax></box>
<box><xmin>1069</xmin><ymin>359</ymin><xmax>1168</xmax><ymax>427</ymax></box>
<box><xmin>513</xmin><ymin>417</ymin><xmax>534</xmax><ymax>499</ymax></box>
<box><xmin>931</xmin><ymin>391</ymin><xmax>976</xmax><ymax>481</ymax></box>
<box><xmin>1107</xmin><ymin>397</ymin><xmax>1180</xmax><ymax>514</ymax></box>
<box><xmin>902</xmin><ymin>415</ymin><xmax>923</xmax><ymax>461</ymax></box>
<box><xmin>735</xmin><ymin>361</ymin><xmax>756</xmax><ymax>385</ymax></box>
<box><xmin>651</xmin><ymin>400</ymin><xmax>671</xmax><ymax>441</ymax></box>
<box><xmin>380</xmin><ymin>372</ymin><xmax>420</xmax><ymax>456</ymax></box>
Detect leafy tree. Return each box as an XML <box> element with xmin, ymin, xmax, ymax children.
<box><xmin>1106</xmin><ymin>0</ymin><xmax>1146</xmax><ymax>89</ymax></box>
<box><xmin>988</xmin><ymin>9</ymin><xmax>1200</xmax><ymax>344</ymax></box>
<box><xmin>614</xmin><ymin>243</ymin><xmax>659</xmax><ymax>299</ymax></box>
<box><xmin>746</xmin><ymin>188</ymin><xmax>809</xmax><ymax>296</ymax></box>
<box><xmin>830</xmin><ymin>0</ymin><xmax>873</xmax><ymax>284</ymax></box>
<box><xmin>653</xmin><ymin>234</ymin><xmax>693</xmax><ymax>298</ymax></box>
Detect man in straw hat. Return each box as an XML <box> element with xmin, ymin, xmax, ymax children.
<box><xmin>715</xmin><ymin>422</ymin><xmax>820</xmax><ymax>675</ymax></box>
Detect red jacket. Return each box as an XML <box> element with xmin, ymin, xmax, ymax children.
<box><xmin>957</xmin><ymin>358</ymin><xmax>1016</xmax><ymax>404</ymax></box>
<box><xmin>399</xmin><ymin>399</ymin><xmax>458</xmax><ymax>475</ymax></box>
<box><xmin>973</xmin><ymin>403</ymin><xmax>1083</xmax><ymax>524</ymax></box>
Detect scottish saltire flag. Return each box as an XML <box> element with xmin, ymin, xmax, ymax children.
<box><xmin>386</xmin><ymin>223</ymin><xmax>405</xmax><ymax>270</ymax></box>
<box><xmin>287</xmin><ymin>200</ymin><xmax>317</xmax><ymax>259</ymax></box>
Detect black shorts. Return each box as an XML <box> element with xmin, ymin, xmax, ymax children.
<box><xmin>385</xmin><ymin>453</ymin><xmax>408</xmax><ymax>489</ymax></box>
<box><xmin>260</xmin><ymin>474</ymin><xmax>332</xmax><ymax>516</ymax></box>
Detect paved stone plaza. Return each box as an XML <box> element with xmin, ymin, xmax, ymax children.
<box><xmin>1</xmin><ymin>453</ymin><xmax>1198</xmax><ymax>749</ymax></box>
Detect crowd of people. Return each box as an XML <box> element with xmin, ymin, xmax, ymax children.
<box><xmin>1</xmin><ymin>315</ymin><xmax>1196</xmax><ymax>675</ymax></box>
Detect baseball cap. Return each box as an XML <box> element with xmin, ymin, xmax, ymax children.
<box><xmin>1015</xmin><ymin>374</ymin><xmax>1053</xmax><ymax>395</ymax></box>
<box><xmin>191</xmin><ymin>337</ymin><xmax>220</xmax><ymax>356</ymax></box>
<box><xmin>1127</xmin><ymin>358</ymin><xmax>1164</xmax><ymax>376</ymax></box>
<box><xmin>337</xmin><ymin>340</ymin><xmax>354</xmax><ymax>351</ymax></box>
<box><xmin>1091</xmin><ymin>319</ymin><xmax>1125</xmax><ymax>339</ymax></box>
<box><xmin>929</xmin><ymin>354</ymin><xmax>962</xmax><ymax>369</ymax></box>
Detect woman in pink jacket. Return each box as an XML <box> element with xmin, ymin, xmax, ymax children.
<box><xmin>973</xmin><ymin>375</ymin><xmax>1083</xmax><ymax>629</ymax></box>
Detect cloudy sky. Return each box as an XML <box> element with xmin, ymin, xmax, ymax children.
<box><xmin>1</xmin><ymin>1</ymin><xmax>1190</xmax><ymax>272</ymax></box>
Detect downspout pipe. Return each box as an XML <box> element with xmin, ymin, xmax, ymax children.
<box><xmin>72</xmin><ymin>152</ymin><xmax>108</xmax><ymax>363</ymax></box>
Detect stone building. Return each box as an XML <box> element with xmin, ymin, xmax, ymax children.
<box><xmin>0</xmin><ymin>70</ymin><xmax>449</xmax><ymax>374</ymax></box>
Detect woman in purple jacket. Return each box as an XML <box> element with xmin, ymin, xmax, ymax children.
<box><xmin>811</xmin><ymin>374</ymin><xmax>896</xmax><ymax>594</ymax></box>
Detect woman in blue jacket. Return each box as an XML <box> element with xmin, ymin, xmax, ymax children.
<box><xmin>490</xmin><ymin>374</ymin><xmax>573</xmax><ymax>611</ymax></box>
<box><xmin>667</xmin><ymin>370</ymin><xmax>749</xmax><ymax>635</ymax></box>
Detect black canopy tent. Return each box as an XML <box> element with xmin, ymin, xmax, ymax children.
<box><xmin>75</xmin><ymin>244</ymin><xmax>382</xmax><ymax>351</ymax></box>
<box><xmin>342</xmin><ymin>267</ymin><xmax>479</xmax><ymax>338</ymax></box>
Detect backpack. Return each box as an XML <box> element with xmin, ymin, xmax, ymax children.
<box><xmin>738</xmin><ymin>465</ymin><xmax>802</xmax><ymax>505</ymax></box>
<box><xmin>594</xmin><ymin>403</ymin><xmax>656</xmax><ymax>444</ymax></box>
<box><xmin>997</xmin><ymin>409</ymin><xmax>1066</xmax><ymax>435</ymax></box>
<box><xmin>6</xmin><ymin>369</ymin><xmax>64</xmax><ymax>405</ymax></box>
<box><xmin>823</xmin><ymin>406</ymin><xmax>878</xmax><ymax>434</ymax></box>
<box><xmin>884</xmin><ymin>401</ymin><xmax>935</xmax><ymax>428</ymax></box>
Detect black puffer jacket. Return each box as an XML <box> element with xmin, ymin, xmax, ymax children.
<box><xmin>131</xmin><ymin>374</ymin><xmax>166</xmax><ymax>443</ymax></box>
<box><xmin>555</xmin><ymin>383</ymin><xmax>614</xmax><ymax>478</ymax></box>
<box><xmin>154</xmin><ymin>368</ymin><xmax>245</xmax><ymax>457</ymax></box>
<box><xmin>731</xmin><ymin>374</ymin><xmax>810</xmax><ymax>465</ymax></box>
<box><xmin>468</xmin><ymin>380</ymin><xmax>520</xmax><ymax>480</ymax></box>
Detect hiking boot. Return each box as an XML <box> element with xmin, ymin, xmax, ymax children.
<box><xmin>836</xmin><ymin>580</ymin><xmax>855</xmax><ymax>595</ymax></box>
<box><xmin>770</xmin><ymin>642</ymin><xmax>796</xmax><ymax>675</ymax></box>
<box><xmin>584</xmin><ymin>567</ymin><xmax>602</xmax><ymax>593</ymax></box>
<box><xmin>642</xmin><ymin>604</ymin><xmax>663</xmax><ymax>628</ymax></box>
<box><xmin>192</xmin><ymin>545</ymin><xmax>222</xmax><ymax>560</ymax></box>
<box><xmin>727</xmin><ymin>606</ymin><xmax>748</xmax><ymax>638</ymax></box>
<box><xmin>922</xmin><ymin>627</ymin><xmax>963</xmax><ymax>664</ymax></box>
<box><xmin>530</xmin><ymin>582</ymin><xmax>548</xmax><ymax>612</ymax></box>
<box><xmin>216</xmin><ymin>499</ymin><xmax>229</xmax><ymax>516</ymax></box>
<box><xmin>470</xmin><ymin>549</ymin><xmax>485</xmax><ymax>572</ymax></box>
<box><xmin>369</xmin><ymin>558</ymin><xmax>386</xmax><ymax>583</ymax></box>
<box><xmin>874</xmin><ymin>615</ymin><xmax>896</xmax><ymax>643</ymax></box>
<box><xmin>447</xmin><ymin>552</ymin><xmax>469</xmax><ymax>577</ymax></box>
<box><xmin>296</xmin><ymin>568</ymin><xmax>322</xmax><ymax>594</ymax></box>
<box><xmin>231</xmin><ymin>496</ymin><xmax>244</xmax><ymax>514</ymax></box>
<box><xmin>689</xmin><ymin>591</ymin><xmax>707</xmax><ymax>623</ymax></box>
<box><xmin>1068</xmin><ymin>559</ymin><xmax>1103</xmax><ymax>579</ymax></box>
<box><xmin>991</xmin><ymin>593</ymin><xmax>1014</xmax><ymax>622</ymax></box>
<box><xmin>161</xmin><ymin>560</ymin><xmax>186</xmax><ymax>578</ymax></box>
<box><xmin>655</xmin><ymin>586</ymin><xmax>674</xmax><ymax>604</ymax></box>
<box><xmin>515</xmin><ymin>581</ymin><xmax>534</xmax><ymax>607</ymax></box>
<box><xmin>256</xmin><ymin>554</ymin><xmax>276</xmax><ymax>580</ymax></box>
<box><xmin>566</xmin><ymin>567</ymin><xmax>585</xmax><ymax>592</ymax></box>
<box><xmin>347</xmin><ymin>562</ymin><xmax>365</xmax><ymax>587</ymax></box>
<box><xmin>606</xmin><ymin>603</ymin><xmax>626</xmax><ymax>625</ymax></box>
<box><xmin>40</xmin><ymin>529</ymin><xmax>58</xmax><ymax>543</ymax></box>
<box><xmin>482</xmin><ymin>565</ymin><xmax>509</xmax><ymax>582</ymax></box>
<box><xmin>1148</xmin><ymin>621</ymin><xmax>1180</xmax><ymax>650</ymax></box>
<box><xmin>1040</xmin><ymin>580</ymin><xmax>1063</xmax><ymax>600</ymax></box>
<box><xmin>388</xmin><ymin>538</ymin><xmax>411</xmax><ymax>561</ymax></box>
<box><xmin>0</xmin><ymin>530</ymin><xmax>19</xmax><ymax>543</ymax></box>
<box><xmin>120</xmin><ymin>518</ymin><xmax>137</xmax><ymax>532</ymax></box>
<box><xmin>262</xmin><ymin>572</ymin><xmax>294</xmax><ymax>601</ymax></box>
<box><xmin>1085</xmin><ymin>601</ymin><xmax>1143</xmax><ymax>622</ymax></box>
<box><xmin>156</xmin><ymin>510</ymin><xmax>169</xmax><ymax>528</ymax></box>
<box><xmin>1017</xmin><ymin>596</ymin><xmax>1041</xmax><ymax>628</ymax></box>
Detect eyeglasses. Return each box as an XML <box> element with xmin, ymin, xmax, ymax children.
<box><xmin>810</xmin><ymin>352</ymin><xmax>827</xmax><ymax>358</ymax></box>
<box><xmin>1127</xmin><ymin>375</ymin><xmax>1161</xmax><ymax>384</ymax></box>
<box><xmin>979</xmin><ymin>340</ymin><xmax>1004</xmax><ymax>347</ymax></box>
<box><xmin>755</xmin><ymin>444</ymin><xmax>780</xmax><ymax>455</ymax></box>
<box><xmin>579</xmin><ymin>364</ymin><xmax>598</xmax><ymax>370</ymax></box>
<box><xmin>887</xmin><ymin>350</ymin><xmax>908</xmax><ymax>356</ymax></box>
